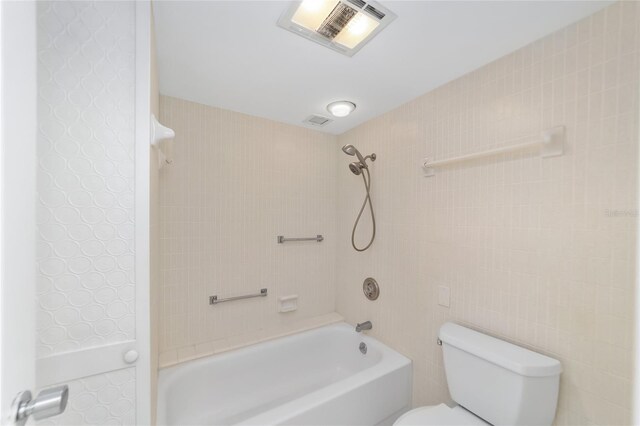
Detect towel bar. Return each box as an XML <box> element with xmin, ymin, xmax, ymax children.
<box><xmin>277</xmin><ymin>235</ymin><xmax>323</xmax><ymax>243</ymax></box>
<box><xmin>209</xmin><ymin>288</ymin><xmax>268</xmax><ymax>305</ymax></box>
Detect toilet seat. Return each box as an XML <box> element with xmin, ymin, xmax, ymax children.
<box><xmin>394</xmin><ymin>403</ymin><xmax>488</xmax><ymax>426</ymax></box>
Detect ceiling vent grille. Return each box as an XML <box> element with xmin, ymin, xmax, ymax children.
<box><xmin>317</xmin><ymin>3</ymin><xmax>358</xmax><ymax>39</ymax></box>
<box><xmin>304</xmin><ymin>115</ymin><xmax>332</xmax><ymax>127</ymax></box>
<box><xmin>277</xmin><ymin>0</ymin><xmax>396</xmax><ymax>57</ymax></box>
<box><xmin>364</xmin><ymin>4</ymin><xmax>385</xmax><ymax>20</ymax></box>
<box><xmin>345</xmin><ymin>0</ymin><xmax>366</xmax><ymax>9</ymax></box>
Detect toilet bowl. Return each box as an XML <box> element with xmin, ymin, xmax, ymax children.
<box><xmin>394</xmin><ymin>323</ymin><xmax>562</xmax><ymax>426</ymax></box>
<box><xmin>395</xmin><ymin>403</ymin><xmax>487</xmax><ymax>425</ymax></box>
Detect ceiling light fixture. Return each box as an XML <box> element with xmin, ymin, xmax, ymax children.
<box><xmin>277</xmin><ymin>0</ymin><xmax>396</xmax><ymax>57</ymax></box>
<box><xmin>327</xmin><ymin>101</ymin><xmax>356</xmax><ymax>117</ymax></box>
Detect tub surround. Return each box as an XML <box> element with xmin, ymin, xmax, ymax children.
<box><xmin>159</xmin><ymin>312</ymin><xmax>344</xmax><ymax>368</ymax></box>
<box><xmin>336</xmin><ymin>2</ymin><xmax>638</xmax><ymax>425</ymax></box>
<box><xmin>157</xmin><ymin>96</ymin><xmax>338</xmax><ymax>367</ymax></box>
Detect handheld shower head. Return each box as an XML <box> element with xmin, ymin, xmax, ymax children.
<box><xmin>341</xmin><ymin>144</ymin><xmax>377</xmax><ymax>252</ymax></box>
<box><xmin>342</xmin><ymin>144</ymin><xmax>367</xmax><ymax>167</ymax></box>
<box><xmin>342</xmin><ymin>144</ymin><xmax>357</xmax><ymax>155</ymax></box>
<box><xmin>349</xmin><ymin>162</ymin><xmax>363</xmax><ymax>175</ymax></box>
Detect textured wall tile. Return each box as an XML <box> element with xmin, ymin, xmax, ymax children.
<box><xmin>157</xmin><ymin>96</ymin><xmax>338</xmax><ymax>359</ymax></box>
<box><xmin>336</xmin><ymin>3</ymin><xmax>638</xmax><ymax>425</ymax></box>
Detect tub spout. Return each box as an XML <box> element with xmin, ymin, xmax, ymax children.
<box><xmin>355</xmin><ymin>321</ymin><xmax>372</xmax><ymax>332</ymax></box>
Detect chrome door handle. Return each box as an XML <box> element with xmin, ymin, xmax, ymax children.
<box><xmin>10</xmin><ymin>385</ymin><xmax>68</xmax><ymax>425</ymax></box>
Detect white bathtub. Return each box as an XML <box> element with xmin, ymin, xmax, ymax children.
<box><xmin>157</xmin><ymin>322</ymin><xmax>412</xmax><ymax>425</ymax></box>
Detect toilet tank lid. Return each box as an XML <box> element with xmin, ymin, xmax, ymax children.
<box><xmin>439</xmin><ymin>323</ymin><xmax>562</xmax><ymax>377</ymax></box>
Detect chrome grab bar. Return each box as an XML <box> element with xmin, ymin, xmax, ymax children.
<box><xmin>209</xmin><ymin>288</ymin><xmax>267</xmax><ymax>305</ymax></box>
<box><xmin>277</xmin><ymin>235</ymin><xmax>323</xmax><ymax>243</ymax></box>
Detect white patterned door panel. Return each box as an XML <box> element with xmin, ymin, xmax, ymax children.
<box><xmin>38</xmin><ymin>369</ymin><xmax>136</xmax><ymax>426</ymax></box>
<box><xmin>36</xmin><ymin>2</ymin><xmax>146</xmax><ymax>424</ymax></box>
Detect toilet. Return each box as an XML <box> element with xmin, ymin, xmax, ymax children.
<box><xmin>395</xmin><ymin>323</ymin><xmax>562</xmax><ymax>426</ymax></box>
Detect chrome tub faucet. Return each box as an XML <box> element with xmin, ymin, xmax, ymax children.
<box><xmin>355</xmin><ymin>321</ymin><xmax>372</xmax><ymax>332</ymax></box>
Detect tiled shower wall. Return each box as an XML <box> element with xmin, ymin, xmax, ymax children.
<box><xmin>336</xmin><ymin>2</ymin><xmax>638</xmax><ymax>425</ymax></box>
<box><xmin>157</xmin><ymin>96</ymin><xmax>339</xmax><ymax>366</ymax></box>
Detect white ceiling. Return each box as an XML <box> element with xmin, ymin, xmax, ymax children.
<box><xmin>154</xmin><ymin>1</ymin><xmax>612</xmax><ymax>135</ymax></box>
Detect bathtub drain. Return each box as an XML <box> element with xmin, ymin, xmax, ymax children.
<box><xmin>359</xmin><ymin>342</ymin><xmax>367</xmax><ymax>355</ymax></box>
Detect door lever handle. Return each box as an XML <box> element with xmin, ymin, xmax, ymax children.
<box><xmin>10</xmin><ymin>385</ymin><xmax>69</xmax><ymax>425</ymax></box>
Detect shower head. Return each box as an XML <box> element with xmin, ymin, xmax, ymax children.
<box><xmin>342</xmin><ymin>144</ymin><xmax>357</xmax><ymax>155</ymax></box>
<box><xmin>342</xmin><ymin>144</ymin><xmax>367</xmax><ymax>166</ymax></box>
<box><xmin>349</xmin><ymin>162</ymin><xmax>363</xmax><ymax>175</ymax></box>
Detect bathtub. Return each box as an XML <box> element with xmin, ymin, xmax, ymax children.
<box><xmin>157</xmin><ymin>322</ymin><xmax>412</xmax><ymax>425</ymax></box>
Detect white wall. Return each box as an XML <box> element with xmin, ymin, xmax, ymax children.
<box><xmin>156</xmin><ymin>96</ymin><xmax>339</xmax><ymax>367</ymax></box>
<box><xmin>336</xmin><ymin>2</ymin><xmax>638</xmax><ymax>425</ymax></box>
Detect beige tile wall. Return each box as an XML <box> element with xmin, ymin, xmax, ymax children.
<box><xmin>157</xmin><ymin>96</ymin><xmax>339</xmax><ymax>366</ymax></box>
<box><xmin>336</xmin><ymin>2</ymin><xmax>638</xmax><ymax>425</ymax></box>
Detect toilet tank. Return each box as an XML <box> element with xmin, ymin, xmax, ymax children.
<box><xmin>439</xmin><ymin>323</ymin><xmax>562</xmax><ymax>426</ymax></box>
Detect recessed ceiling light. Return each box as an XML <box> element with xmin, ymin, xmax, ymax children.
<box><xmin>327</xmin><ymin>101</ymin><xmax>356</xmax><ymax>117</ymax></box>
<box><xmin>277</xmin><ymin>0</ymin><xmax>396</xmax><ymax>57</ymax></box>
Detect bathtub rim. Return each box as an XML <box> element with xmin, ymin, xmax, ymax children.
<box><xmin>156</xmin><ymin>321</ymin><xmax>412</xmax><ymax>425</ymax></box>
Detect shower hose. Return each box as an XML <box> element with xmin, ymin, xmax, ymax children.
<box><xmin>351</xmin><ymin>167</ymin><xmax>376</xmax><ymax>252</ymax></box>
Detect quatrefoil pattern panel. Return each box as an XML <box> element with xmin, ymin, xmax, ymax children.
<box><xmin>37</xmin><ymin>1</ymin><xmax>136</xmax><ymax>357</ymax></box>
<box><xmin>39</xmin><ymin>368</ymin><xmax>136</xmax><ymax>425</ymax></box>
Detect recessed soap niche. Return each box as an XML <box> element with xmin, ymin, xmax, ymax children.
<box><xmin>278</xmin><ymin>295</ymin><xmax>298</xmax><ymax>313</ymax></box>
